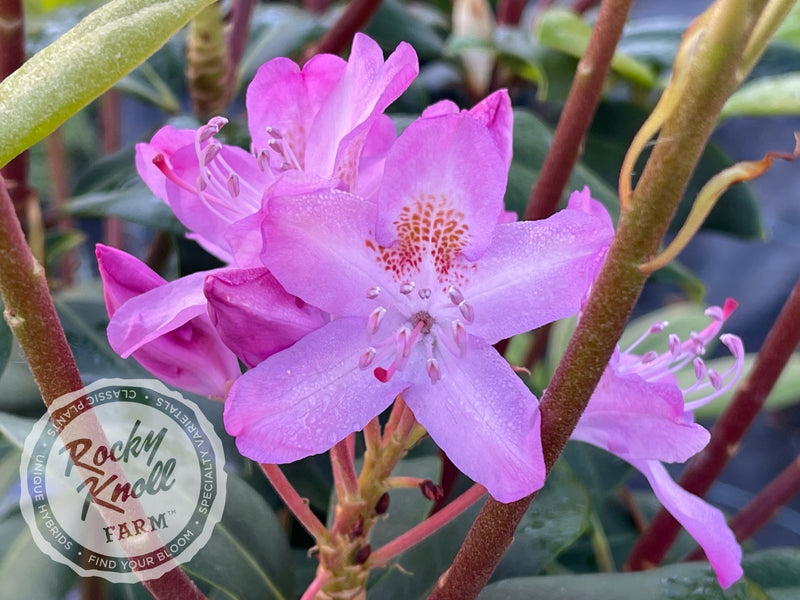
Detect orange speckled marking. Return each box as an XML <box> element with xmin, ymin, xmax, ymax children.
<box><xmin>366</xmin><ymin>194</ymin><xmax>475</xmax><ymax>285</ymax></box>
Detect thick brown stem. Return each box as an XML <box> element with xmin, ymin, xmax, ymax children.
<box><xmin>524</xmin><ymin>0</ymin><xmax>634</xmax><ymax>221</ymax></box>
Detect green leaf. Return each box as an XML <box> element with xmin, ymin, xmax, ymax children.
<box><xmin>0</xmin><ymin>343</ymin><xmax>43</xmax><ymax>414</ymax></box>
<box><xmin>367</xmin><ymin>0</ymin><xmax>445</xmax><ymax>61</ymax></box>
<box><xmin>741</xmin><ymin>547</ymin><xmax>800</xmax><ymax>590</ymax></box>
<box><xmin>45</xmin><ymin>230</ymin><xmax>87</xmax><ymax>269</ymax></box>
<box><xmin>688</xmin><ymin>353</ymin><xmax>800</xmax><ymax>419</ymax></box>
<box><xmin>650</xmin><ymin>261</ymin><xmax>706</xmax><ymax>303</ymax></box>
<box><xmin>180</xmin><ymin>475</ymin><xmax>294</xmax><ymax>600</ymax></box>
<box><xmin>774</xmin><ymin>2</ymin><xmax>800</xmax><ymax>50</ymax></box>
<box><xmin>238</xmin><ymin>4</ymin><xmax>324</xmax><ymax>89</ymax></box>
<box><xmin>721</xmin><ymin>74</ymin><xmax>800</xmax><ymax>119</ymax></box>
<box><xmin>536</xmin><ymin>9</ymin><xmax>656</xmax><ymax>88</ymax></box>
<box><xmin>0</xmin><ymin>512</ymin><xmax>78</xmax><ymax>600</ymax></box>
<box><xmin>64</xmin><ymin>187</ymin><xmax>184</xmax><ymax>233</ymax></box>
<box><xmin>115</xmin><ymin>62</ymin><xmax>182</xmax><ymax>114</ymax></box>
<box><xmin>0</xmin><ymin>412</ymin><xmax>36</xmax><ymax>450</ymax></box>
<box><xmin>478</xmin><ymin>562</ymin><xmax>767</xmax><ymax>599</ymax></box>
<box><xmin>507</xmin><ymin>109</ymin><xmax>620</xmax><ymax>223</ymax></box>
<box><xmin>492</xmin><ymin>465</ymin><xmax>591</xmax><ymax>580</ymax></box>
<box><xmin>616</xmin><ymin>17</ymin><xmax>687</xmax><ymax>70</ymax></box>
<box><xmin>618</xmin><ymin>302</ymin><xmax>723</xmax><ymax>356</ymax></box>
<box><xmin>0</xmin><ymin>0</ymin><xmax>215</xmax><ymax>168</ymax></box>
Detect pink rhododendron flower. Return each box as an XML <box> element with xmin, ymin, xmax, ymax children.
<box><xmin>572</xmin><ymin>299</ymin><xmax>745</xmax><ymax>588</ymax></box>
<box><xmin>135</xmin><ymin>33</ymin><xmax>418</xmax><ymax>265</ymax></box>
<box><xmin>223</xmin><ymin>95</ymin><xmax>614</xmax><ymax>503</ymax></box>
<box><xmin>96</xmin><ymin>244</ymin><xmax>241</xmax><ymax>398</ymax></box>
<box><xmin>99</xmin><ymin>35</ymin><xmax>418</xmax><ymax>392</ymax></box>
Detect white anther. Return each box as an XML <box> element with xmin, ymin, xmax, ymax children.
<box><xmin>201</xmin><ymin>142</ymin><xmax>221</xmax><ymax>166</ymax></box>
<box><xmin>366</xmin><ymin>286</ymin><xmax>381</xmax><ymax>299</ymax></box>
<box><xmin>400</xmin><ymin>282</ymin><xmax>415</xmax><ymax>295</ymax></box>
<box><xmin>708</xmin><ymin>369</ymin><xmax>723</xmax><ymax>390</ymax></box>
<box><xmin>458</xmin><ymin>301</ymin><xmax>474</xmax><ymax>323</ymax></box>
<box><xmin>227</xmin><ymin>174</ymin><xmax>240</xmax><ymax>198</ymax></box>
<box><xmin>359</xmin><ymin>347</ymin><xmax>377</xmax><ymax>369</ymax></box>
<box><xmin>367</xmin><ymin>307</ymin><xmax>386</xmax><ymax>335</ymax></box>
<box><xmin>693</xmin><ymin>357</ymin><xmax>706</xmax><ymax>380</ymax></box>
<box><xmin>640</xmin><ymin>351</ymin><xmax>658</xmax><ymax>364</ymax></box>
<box><xmin>447</xmin><ymin>285</ymin><xmax>464</xmax><ymax>305</ymax></box>
<box><xmin>418</xmin><ymin>288</ymin><xmax>431</xmax><ymax>300</ymax></box>
<box><xmin>265</xmin><ymin>126</ymin><xmax>282</xmax><ymax>139</ymax></box>
<box><xmin>427</xmin><ymin>358</ymin><xmax>441</xmax><ymax>384</ymax></box>
<box><xmin>452</xmin><ymin>320</ymin><xmax>467</xmax><ymax>355</ymax></box>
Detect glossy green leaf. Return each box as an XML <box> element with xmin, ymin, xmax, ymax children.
<box><xmin>238</xmin><ymin>4</ymin><xmax>324</xmax><ymax>89</ymax></box>
<box><xmin>115</xmin><ymin>63</ymin><xmax>182</xmax><ymax>114</ymax></box>
<box><xmin>774</xmin><ymin>2</ymin><xmax>800</xmax><ymax>50</ymax></box>
<box><xmin>721</xmin><ymin>74</ymin><xmax>800</xmax><ymax>119</ymax></box>
<box><xmin>0</xmin><ymin>412</ymin><xmax>36</xmax><ymax>449</ymax></box>
<box><xmin>492</xmin><ymin>465</ymin><xmax>591</xmax><ymax>580</ymax></box>
<box><xmin>180</xmin><ymin>475</ymin><xmax>294</xmax><ymax>600</ymax></box>
<box><xmin>688</xmin><ymin>353</ymin><xmax>800</xmax><ymax>419</ymax></box>
<box><xmin>45</xmin><ymin>230</ymin><xmax>87</xmax><ymax>270</ymax></box>
<box><xmin>507</xmin><ymin>109</ymin><xmax>620</xmax><ymax>222</ymax></box>
<box><xmin>0</xmin><ymin>342</ymin><xmax>43</xmax><ymax>414</ymax></box>
<box><xmin>0</xmin><ymin>512</ymin><xmax>78</xmax><ymax>600</ymax></box>
<box><xmin>367</xmin><ymin>0</ymin><xmax>445</xmax><ymax>61</ymax></box>
<box><xmin>561</xmin><ymin>442</ymin><xmax>632</xmax><ymax>499</ymax></box>
<box><xmin>741</xmin><ymin>547</ymin><xmax>800</xmax><ymax>590</ymax></box>
<box><xmin>0</xmin><ymin>0</ymin><xmax>215</xmax><ymax>168</ymax></box>
<box><xmin>536</xmin><ymin>9</ymin><xmax>656</xmax><ymax>88</ymax></box>
<box><xmin>616</xmin><ymin>17</ymin><xmax>687</xmax><ymax>70</ymax></box>
<box><xmin>64</xmin><ymin>187</ymin><xmax>184</xmax><ymax>233</ymax></box>
<box><xmin>650</xmin><ymin>261</ymin><xmax>706</xmax><ymax>303</ymax></box>
<box><xmin>479</xmin><ymin>562</ymin><xmax>767</xmax><ymax>599</ymax></box>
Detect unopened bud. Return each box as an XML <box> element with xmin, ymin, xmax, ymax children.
<box><xmin>375</xmin><ymin>492</ymin><xmax>390</xmax><ymax>515</ymax></box>
<box><xmin>419</xmin><ymin>480</ymin><xmax>444</xmax><ymax>502</ymax></box>
<box><xmin>355</xmin><ymin>544</ymin><xmax>371</xmax><ymax>564</ymax></box>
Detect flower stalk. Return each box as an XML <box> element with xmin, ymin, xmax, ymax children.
<box><xmin>428</xmin><ymin>2</ymin><xmax>768</xmax><ymax>598</ymax></box>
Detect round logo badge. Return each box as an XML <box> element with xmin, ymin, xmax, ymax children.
<box><xmin>19</xmin><ymin>379</ymin><xmax>226</xmax><ymax>583</ymax></box>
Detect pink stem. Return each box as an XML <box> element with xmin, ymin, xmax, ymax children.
<box><xmin>330</xmin><ymin>438</ymin><xmax>360</xmax><ymax>500</ymax></box>
<box><xmin>260</xmin><ymin>463</ymin><xmax>328</xmax><ymax>540</ymax></box>
<box><xmin>369</xmin><ymin>485</ymin><xmax>486</xmax><ymax>566</ymax></box>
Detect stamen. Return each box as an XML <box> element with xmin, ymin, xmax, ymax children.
<box><xmin>427</xmin><ymin>358</ymin><xmax>441</xmax><ymax>384</ymax></box>
<box><xmin>197</xmin><ymin>116</ymin><xmax>228</xmax><ymax>142</ymax></box>
<box><xmin>708</xmin><ymin>369</ymin><xmax>722</xmax><ymax>390</ymax></box>
<box><xmin>201</xmin><ymin>142</ymin><xmax>221</xmax><ymax>166</ymax></box>
<box><xmin>396</xmin><ymin>327</ymin><xmax>411</xmax><ymax>358</ymax></box>
<box><xmin>400</xmin><ymin>282</ymin><xmax>415</xmax><ymax>295</ymax></box>
<box><xmin>452</xmin><ymin>320</ymin><xmax>467</xmax><ymax>356</ymax></box>
<box><xmin>196</xmin><ymin>175</ymin><xmax>207</xmax><ymax>193</ymax></box>
<box><xmin>257</xmin><ymin>150</ymin><xmax>269</xmax><ymax>171</ymax></box>
<box><xmin>693</xmin><ymin>357</ymin><xmax>706</xmax><ymax>380</ymax></box>
<box><xmin>625</xmin><ymin>320</ymin><xmax>668</xmax><ymax>354</ymax></box>
<box><xmin>359</xmin><ymin>348</ymin><xmax>376</xmax><ymax>369</ymax></box>
<box><xmin>266</xmin><ymin>126</ymin><xmax>282</xmax><ymax>139</ymax></box>
<box><xmin>367</xmin><ymin>307</ymin><xmax>387</xmax><ymax>335</ymax></box>
<box><xmin>704</xmin><ymin>305</ymin><xmax>724</xmax><ymax>321</ymax></box>
<box><xmin>366</xmin><ymin>286</ymin><xmax>381</xmax><ymax>299</ymax></box>
<box><xmin>458</xmin><ymin>301</ymin><xmax>474</xmax><ymax>323</ymax></box>
<box><xmin>447</xmin><ymin>285</ymin><xmax>464</xmax><ymax>305</ymax></box>
<box><xmin>227</xmin><ymin>174</ymin><xmax>240</xmax><ymax>198</ymax></box>
<box><xmin>418</xmin><ymin>288</ymin><xmax>431</xmax><ymax>300</ymax></box>
<box><xmin>668</xmin><ymin>334</ymin><xmax>681</xmax><ymax>356</ymax></box>
<box><xmin>640</xmin><ymin>350</ymin><xmax>658</xmax><ymax>364</ymax></box>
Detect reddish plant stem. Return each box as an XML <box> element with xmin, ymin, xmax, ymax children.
<box><xmin>684</xmin><ymin>454</ymin><xmax>800</xmax><ymax>562</ymax></box>
<box><xmin>369</xmin><ymin>485</ymin><xmax>486</xmax><ymax>566</ymax></box>
<box><xmin>100</xmin><ymin>90</ymin><xmax>125</xmax><ymax>249</ymax></box>
<box><xmin>497</xmin><ymin>0</ymin><xmax>526</xmax><ymax>26</ymax></box>
<box><xmin>330</xmin><ymin>438</ymin><xmax>360</xmax><ymax>500</ymax></box>
<box><xmin>428</xmin><ymin>2</ymin><xmax>766</xmax><ymax>598</ymax></box>
<box><xmin>572</xmin><ymin>0</ymin><xmax>603</xmax><ymax>14</ymax></box>
<box><xmin>45</xmin><ymin>129</ymin><xmax>77</xmax><ymax>284</ymax></box>
<box><xmin>627</xmin><ymin>274</ymin><xmax>800</xmax><ymax>571</ymax></box>
<box><xmin>225</xmin><ymin>0</ymin><xmax>253</xmax><ymax>100</ymax></box>
<box><xmin>304</xmin><ymin>0</ymin><xmax>330</xmax><ymax>13</ymax></box>
<box><xmin>524</xmin><ymin>0</ymin><xmax>634</xmax><ymax>221</ymax></box>
<box><xmin>0</xmin><ymin>0</ymin><xmax>30</xmax><ymax>224</ymax></box>
<box><xmin>0</xmin><ymin>176</ymin><xmax>206</xmax><ymax>600</ymax></box>
<box><xmin>261</xmin><ymin>463</ymin><xmax>328</xmax><ymax>540</ymax></box>
<box><xmin>303</xmin><ymin>0</ymin><xmax>383</xmax><ymax>60</ymax></box>
<box><xmin>523</xmin><ymin>322</ymin><xmax>552</xmax><ymax>371</ymax></box>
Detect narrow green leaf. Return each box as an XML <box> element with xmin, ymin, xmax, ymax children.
<box><xmin>0</xmin><ymin>0</ymin><xmax>215</xmax><ymax>168</ymax></box>
<box><xmin>721</xmin><ymin>74</ymin><xmax>800</xmax><ymax>119</ymax></box>
<box><xmin>64</xmin><ymin>187</ymin><xmax>184</xmax><ymax>233</ymax></box>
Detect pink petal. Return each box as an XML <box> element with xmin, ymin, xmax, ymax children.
<box><xmin>96</xmin><ymin>245</ymin><xmax>240</xmax><ymax>397</ymax></box>
<box><xmin>571</xmin><ymin>367</ymin><xmax>709</xmax><ymax>463</ymax></box>
<box><xmin>375</xmin><ymin>112</ymin><xmax>507</xmax><ymax>261</ymax></box>
<box><xmin>402</xmin><ymin>341</ymin><xmax>545</xmax><ymax>503</ymax></box>
<box><xmin>632</xmin><ymin>459</ymin><xmax>743</xmax><ymax>589</ymax></box>
<box><xmin>106</xmin><ymin>270</ymin><xmax>212</xmax><ymax>357</ymax></box>
<box><xmin>466</xmin><ymin>90</ymin><xmax>513</xmax><ymax>170</ymax></box>
<box><xmin>567</xmin><ymin>185</ymin><xmax>615</xmax><ymax>233</ymax></box>
<box><xmin>204</xmin><ymin>267</ymin><xmax>328</xmax><ymax>367</ymax></box>
<box><xmin>247</xmin><ymin>54</ymin><xmax>346</xmax><ymax>167</ymax></box>
<box><xmin>464</xmin><ymin>208</ymin><xmax>613</xmax><ymax>344</ymax></box>
<box><xmin>305</xmin><ymin>34</ymin><xmax>418</xmax><ymax>181</ymax></box>
<box><xmin>224</xmin><ymin>318</ymin><xmax>408</xmax><ymax>463</ymax></box>
<box><xmin>261</xmin><ymin>187</ymin><xmax>382</xmax><ymax>316</ymax></box>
